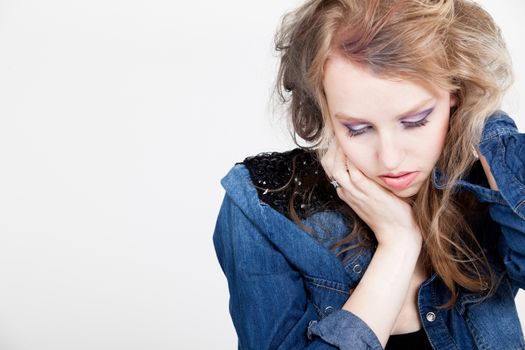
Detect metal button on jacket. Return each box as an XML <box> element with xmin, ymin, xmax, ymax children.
<box><xmin>426</xmin><ymin>312</ymin><xmax>436</xmax><ymax>322</ymax></box>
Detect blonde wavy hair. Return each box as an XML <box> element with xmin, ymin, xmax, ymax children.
<box><xmin>274</xmin><ymin>0</ymin><xmax>513</xmax><ymax>309</ymax></box>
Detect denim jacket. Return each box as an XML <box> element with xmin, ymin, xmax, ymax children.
<box><xmin>213</xmin><ymin>112</ymin><xmax>525</xmax><ymax>349</ymax></box>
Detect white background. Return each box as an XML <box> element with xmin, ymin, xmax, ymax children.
<box><xmin>0</xmin><ymin>1</ymin><xmax>523</xmax><ymax>349</ymax></box>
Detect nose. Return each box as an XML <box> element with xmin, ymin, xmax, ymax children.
<box><xmin>377</xmin><ymin>132</ymin><xmax>405</xmax><ymax>171</ymax></box>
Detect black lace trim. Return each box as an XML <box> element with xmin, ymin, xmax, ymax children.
<box><xmin>242</xmin><ymin>148</ymin><xmax>339</xmax><ymax>220</ymax></box>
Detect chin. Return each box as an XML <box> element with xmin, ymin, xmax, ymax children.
<box><xmin>389</xmin><ymin>184</ymin><xmax>421</xmax><ymax>198</ymax></box>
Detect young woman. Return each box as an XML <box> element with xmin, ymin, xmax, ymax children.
<box><xmin>213</xmin><ymin>1</ymin><xmax>525</xmax><ymax>349</ymax></box>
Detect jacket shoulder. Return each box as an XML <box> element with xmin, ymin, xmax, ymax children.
<box><xmin>241</xmin><ymin>148</ymin><xmax>338</xmax><ymax>220</ymax></box>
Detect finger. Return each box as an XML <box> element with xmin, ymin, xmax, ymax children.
<box><xmin>330</xmin><ymin>143</ymin><xmax>361</xmax><ymax>197</ymax></box>
<box><xmin>331</xmin><ymin>142</ymin><xmax>351</xmax><ymax>185</ymax></box>
<box><xmin>345</xmin><ymin>157</ymin><xmax>362</xmax><ymax>181</ymax></box>
<box><xmin>320</xmin><ymin>137</ymin><xmax>338</xmax><ymax>179</ymax></box>
<box><xmin>319</xmin><ymin>139</ymin><xmax>349</xmax><ymax>193</ymax></box>
<box><xmin>345</xmin><ymin>156</ymin><xmax>392</xmax><ymax>199</ymax></box>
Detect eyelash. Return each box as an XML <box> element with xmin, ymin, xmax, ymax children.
<box><xmin>344</xmin><ymin>111</ymin><xmax>432</xmax><ymax>137</ymax></box>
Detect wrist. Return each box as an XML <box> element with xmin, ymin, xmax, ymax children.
<box><xmin>377</xmin><ymin>232</ymin><xmax>422</xmax><ymax>253</ymax></box>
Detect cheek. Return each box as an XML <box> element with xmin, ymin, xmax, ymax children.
<box><xmin>433</xmin><ymin>117</ymin><xmax>449</xmax><ymax>150</ymax></box>
<box><xmin>418</xmin><ymin>117</ymin><xmax>449</xmax><ymax>160</ymax></box>
<box><xmin>334</xmin><ymin>131</ymin><xmax>375</xmax><ymax>173</ymax></box>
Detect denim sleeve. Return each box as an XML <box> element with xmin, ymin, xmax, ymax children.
<box><xmin>213</xmin><ymin>192</ymin><xmax>383</xmax><ymax>350</ymax></box>
<box><xmin>307</xmin><ymin>310</ymin><xmax>384</xmax><ymax>349</ymax></box>
<box><xmin>478</xmin><ymin>114</ymin><xmax>525</xmax><ymax>290</ymax></box>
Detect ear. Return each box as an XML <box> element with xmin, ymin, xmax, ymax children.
<box><xmin>449</xmin><ymin>93</ymin><xmax>458</xmax><ymax>107</ymax></box>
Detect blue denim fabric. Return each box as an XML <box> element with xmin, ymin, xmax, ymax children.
<box><xmin>213</xmin><ymin>112</ymin><xmax>525</xmax><ymax>349</ymax></box>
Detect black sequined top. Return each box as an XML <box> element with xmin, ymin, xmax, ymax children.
<box><xmin>242</xmin><ymin>148</ymin><xmax>340</xmax><ymax>221</ymax></box>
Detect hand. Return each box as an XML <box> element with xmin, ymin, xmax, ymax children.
<box><xmin>476</xmin><ymin>147</ymin><xmax>499</xmax><ymax>191</ymax></box>
<box><xmin>320</xmin><ymin>139</ymin><xmax>423</xmax><ymax>247</ymax></box>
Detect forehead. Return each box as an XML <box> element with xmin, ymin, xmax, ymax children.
<box><xmin>323</xmin><ymin>56</ymin><xmax>441</xmax><ymax>120</ymax></box>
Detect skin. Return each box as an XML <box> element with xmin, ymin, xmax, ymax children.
<box><xmin>323</xmin><ymin>56</ymin><xmax>455</xmax><ymax>199</ymax></box>
<box><xmin>319</xmin><ymin>55</ymin><xmax>498</xmax><ymax>345</ymax></box>
<box><xmin>479</xmin><ymin>153</ymin><xmax>498</xmax><ymax>191</ymax></box>
<box><xmin>321</xmin><ymin>55</ymin><xmax>457</xmax><ymax>244</ymax></box>
<box><xmin>320</xmin><ymin>55</ymin><xmax>498</xmax><ymax>241</ymax></box>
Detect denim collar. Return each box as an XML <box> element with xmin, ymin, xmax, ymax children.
<box><xmin>431</xmin><ymin>166</ymin><xmax>506</xmax><ymax>205</ymax></box>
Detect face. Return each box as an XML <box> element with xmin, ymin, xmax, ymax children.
<box><xmin>323</xmin><ymin>56</ymin><xmax>455</xmax><ymax>198</ymax></box>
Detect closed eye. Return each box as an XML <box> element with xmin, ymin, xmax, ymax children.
<box><xmin>343</xmin><ymin>108</ymin><xmax>434</xmax><ymax>137</ymax></box>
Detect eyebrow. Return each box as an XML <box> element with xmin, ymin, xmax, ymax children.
<box><xmin>334</xmin><ymin>98</ymin><xmax>435</xmax><ymax>123</ymax></box>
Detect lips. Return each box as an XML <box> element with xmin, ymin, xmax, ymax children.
<box><xmin>381</xmin><ymin>171</ymin><xmax>412</xmax><ymax>177</ymax></box>
<box><xmin>379</xmin><ymin>172</ymin><xmax>419</xmax><ymax>190</ymax></box>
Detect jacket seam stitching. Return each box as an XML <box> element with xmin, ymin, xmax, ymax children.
<box><xmin>480</xmin><ymin>127</ymin><xmax>517</xmax><ymax>143</ymax></box>
<box><xmin>495</xmin><ymin>137</ymin><xmax>525</xmax><ymax>220</ymax></box>
<box><xmin>307</xmin><ymin>281</ymin><xmax>350</xmax><ymax>295</ymax></box>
